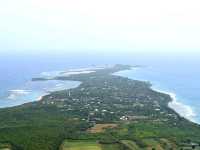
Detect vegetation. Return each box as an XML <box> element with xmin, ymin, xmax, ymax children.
<box><xmin>60</xmin><ymin>140</ymin><xmax>102</xmax><ymax>150</ymax></box>
<box><xmin>0</xmin><ymin>65</ymin><xmax>200</xmax><ymax>149</ymax></box>
<box><xmin>60</xmin><ymin>140</ymin><xmax>129</xmax><ymax>150</ymax></box>
<box><xmin>88</xmin><ymin>124</ymin><xmax>118</xmax><ymax>133</ymax></box>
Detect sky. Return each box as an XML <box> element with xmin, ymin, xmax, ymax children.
<box><xmin>0</xmin><ymin>0</ymin><xmax>200</xmax><ymax>55</ymax></box>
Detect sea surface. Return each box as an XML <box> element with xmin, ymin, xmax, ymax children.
<box><xmin>0</xmin><ymin>54</ymin><xmax>83</xmax><ymax>108</ymax></box>
<box><xmin>0</xmin><ymin>53</ymin><xmax>200</xmax><ymax>124</ymax></box>
<box><xmin>115</xmin><ymin>65</ymin><xmax>200</xmax><ymax>124</ymax></box>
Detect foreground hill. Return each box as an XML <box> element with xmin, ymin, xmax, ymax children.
<box><xmin>0</xmin><ymin>65</ymin><xmax>200</xmax><ymax>150</ymax></box>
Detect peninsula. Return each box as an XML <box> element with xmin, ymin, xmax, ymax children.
<box><xmin>0</xmin><ymin>65</ymin><xmax>200</xmax><ymax>150</ymax></box>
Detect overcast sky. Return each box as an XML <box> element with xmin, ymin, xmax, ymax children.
<box><xmin>0</xmin><ymin>0</ymin><xmax>200</xmax><ymax>55</ymax></box>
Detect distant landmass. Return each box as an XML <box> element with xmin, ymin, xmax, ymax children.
<box><xmin>0</xmin><ymin>64</ymin><xmax>200</xmax><ymax>150</ymax></box>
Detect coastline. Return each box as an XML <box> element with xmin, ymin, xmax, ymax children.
<box><xmin>114</xmin><ymin>68</ymin><xmax>199</xmax><ymax>124</ymax></box>
<box><xmin>35</xmin><ymin>68</ymin><xmax>102</xmax><ymax>102</ymax></box>
<box><xmin>37</xmin><ymin>94</ymin><xmax>47</xmax><ymax>101</ymax></box>
<box><xmin>36</xmin><ymin>81</ymin><xmax>82</xmax><ymax>102</ymax></box>
<box><xmin>1</xmin><ymin>66</ymin><xmax>104</xmax><ymax>109</ymax></box>
<box><xmin>2</xmin><ymin>65</ymin><xmax>199</xmax><ymax>124</ymax></box>
<box><xmin>1</xmin><ymin>80</ymin><xmax>82</xmax><ymax>109</ymax></box>
<box><xmin>152</xmin><ymin>87</ymin><xmax>197</xmax><ymax>123</ymax></box>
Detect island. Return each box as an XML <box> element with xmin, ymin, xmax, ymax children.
<box><xmin>0</xmin><ymin>64</ymin><xmax>200</xmax><ymax>150</ymax></box>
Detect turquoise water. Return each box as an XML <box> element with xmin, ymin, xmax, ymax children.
<box><xmin>0</xmin><ymin>77</ymin><xmax>81</xmax><ymax>108</ymax></box>
<box><xmin>0</xmin><ymin>53</ymin><xmax>118</xmax><ymax>108</ymax></box>
<box><xmin>0</xmin><ymin>54</ymin><xmax>83</xmax><ymax>108</ymax></box>
<box><xmin>115</xmin><ymin>66</ymin><xmax>200</xmax><ymax>124</ymax></box>
<box><xmin>0</xmin><ymin>53</ymin><xmax>200</xmax><ymax>124</ymax></box>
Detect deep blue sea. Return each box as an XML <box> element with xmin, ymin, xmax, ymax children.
<box><xmin>0</xmin><ymin>53</ymin><xmax>199</xmax><ymax>124</ymax></box>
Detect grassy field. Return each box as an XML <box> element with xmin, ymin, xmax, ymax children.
<box><xmin>60</xmin><ymin>140</ymin><xmax>102</xmax><ymax>150</ymax></box>
<box><xmin>60</xmin><ymin>140</ymin><xmax>124</xmax><ymax>150</ymax></box>
<box><xmin>121</xmin><ymin>140</ymin><xmax>140</xmax><ymax>150</ymax></box>
<box><xmin>0</xmin><ymin>143</ymin><xmax>11</xmax><ymax>150</ymax></box>
<box><xmin>101</xmin><ymin>144</ymin><xmax>124</xmax><ymax>150</ymax></box>
<box><xmin>88</xmin><ymin>124</ymin><xmax>118</xmax><ymax>133</ymax></box>
<box><xmin>142</xmin><ymin>139</ymin><xmax>164</xmax><ymax>150</ymax></box>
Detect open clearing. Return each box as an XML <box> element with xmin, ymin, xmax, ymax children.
<box><xmin>88</xmin><ymin>124</ymin><xmax>118</xmax><ymax>133</ymax></box>
<box><xmin>0</xmin><ymin>144</ymin><xmax>11</xmax><ymax>150</ymax></box>
<box><xmin>121</xmin><ymin>140</ymin><xmax>140</xmax><ymax>150</ymax></box>
<box><xmin>60</xmin><ymin>140</ymin><xmax>102</xmax><ymax>150</ymax></box>
<box><xmin>143</xmin><ymin>139</ymin><xmax>164</xmax><ymax>150</ymax></box>
<box><xmin>60</xmin><ymin>139</ymin><xmax>181</xmax><ymax>150</ymax></box>
<box><xmin>60</xmin><ymin>140</ymin><xmax>123</xmax><ymax>150</ymax></box>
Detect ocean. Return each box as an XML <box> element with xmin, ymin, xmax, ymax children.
<box><xmin>0</xmin><ymin>53</ymin><xmax>200</xmax><ymax>124</ymax></box>
<box><xmin>115</xmin><ymin>63</ymin><xmax>200</xmax><ymax>124</ymax></box>
<box><xmin>0</xmin><ymin>52</ymin><xmax>119</xmax><ymax>108</ymax></box>
<box><xmin>0</xmin><ymin>54</ymin><xmax>83</xmax><ymax>108</ymax></box>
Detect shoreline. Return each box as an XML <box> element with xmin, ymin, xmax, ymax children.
<box><xmin>114</xmin><ymin>68</ymin><xmax>199</xmax><ymax>124</ymax></box>
<box><xmin>1</xmin><ymin>66</ymin><xmax>102</xmax><ymax>109</ymax></box>
<box><xmin>3</xmin><ymin>65</ymin><xmax>199</xmax><ymax>125</ymax></box>
<box><xmin>33</xmin><ymin>67</ymin><xmax>107</xmax><ymax>102</ymax></box>
<box><xmin>36</xmin><ymin>84</ymin><xmax>82</xmax><ymax>102</ymax></box>
<box><xmin>152</xmin><ymin>87</ymin><xmax>197</xmax><ymax>123</ymax></box>
<box><xmin>37</xmin><ymin>94</ymin><xmax>48</xmax><ymax>101</ymax></box>
<box><xmin>1</xmin><ymin>81</ymin><xmax>82</xmax><ymax>109</ymax></box>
